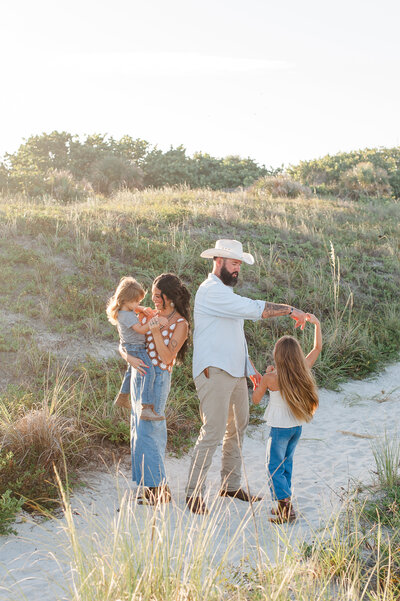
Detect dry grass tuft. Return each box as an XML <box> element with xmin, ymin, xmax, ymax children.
<box><xmin>0</xmin><ymin>373</ymin><xmax>89</xmax><ymax>510</ymax></box>
<box><xmin>1</xmin><ymin>407</ymin><xmax>85</xmax><ymax>472</ymax></box>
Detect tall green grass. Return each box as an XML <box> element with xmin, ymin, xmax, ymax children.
<box><xmin>40</xmin><ymin>434</ymin><xmax>399</xmax><ymax>600</ymax></box>
<box><xmin>0</xmin><ymin>188</ymin><xmax>399</xmax><ymax>527</ymax></box>
<box><xmin>372</xmin><ymin>435</ymin><xmax>400</xmax><ymax>490</ymax></box>
<box><xmin>1</xmin><ymin>190</ymin><xmax>399</xmax><ymax>389</ymax></box>
<box><xmin>53</xmin><ymin>456</ymin><xmax>400</xmax><ymax>601</ymax></box>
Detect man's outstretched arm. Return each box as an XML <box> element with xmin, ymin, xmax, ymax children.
<box><xmin>262</xmin><ymin>302</ymin><xmax>307</xmax><ymax>329</ymax></box>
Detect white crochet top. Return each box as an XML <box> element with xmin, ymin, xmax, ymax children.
<box><xmin>263</xmin><ymin>389</ymin><xmax>306</xmax><ymax>427</ymax></box>
<box><xmin>143</xmin><ymin>316</ymin><xmax>186</xmax><ymax>373</ymax></box>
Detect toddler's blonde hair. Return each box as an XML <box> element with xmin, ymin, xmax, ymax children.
<box><xmin>106</xmin><ymin>277</ymin><xmax>145</xmax><ymax>325</ymax></box>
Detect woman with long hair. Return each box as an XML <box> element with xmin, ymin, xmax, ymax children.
<box><xmin>253</xmin><ymin>314</ymin><xmax>322</xmax><ymax>522</ymax></box>
<box><xmin>120</xmin><ymin>273</ymin><xmax>191</xmax><ymax>505</ymax></box>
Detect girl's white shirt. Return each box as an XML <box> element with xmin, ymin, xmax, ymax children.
<box><xmin>263</xmin><ymin>389</ymin><xmax>306</xmax><ymax>427</ymax></box>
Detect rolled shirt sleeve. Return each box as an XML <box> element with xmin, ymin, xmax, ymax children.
<box><xmin>195</xmin><ymin>283</ymin><xmax>264</xmax><ymax>320</ymax></box>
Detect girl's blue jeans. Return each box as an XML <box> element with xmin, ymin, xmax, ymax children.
<box><xmin>266</xmin><ymin>425</ymin><xmax>302</xmax><ymax>500</ymax></box>
<box><xmin>119</xmin><ymin>344</ymin><xmax>154</xmax><ymax>405</ymax></box>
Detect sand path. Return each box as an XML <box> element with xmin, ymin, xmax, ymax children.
<box><xmin>0</xmin><ymin>362</ymin><xmax>399</xmax><ymax>600</ymax></box>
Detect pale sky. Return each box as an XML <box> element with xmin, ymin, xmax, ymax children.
<box><xmin>1</xmin><ymin>0</ymin><xmax>399</xmax><ymax>168</ymax></box>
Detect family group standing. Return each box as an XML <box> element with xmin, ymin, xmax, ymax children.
<box><xmin>106</xmin><ymin>239</ymin><xmax>322</xmax><ymax>521</ymax></box>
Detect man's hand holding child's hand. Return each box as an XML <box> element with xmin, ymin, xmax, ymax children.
<box><xmin>305</xmin><ymin>313</ymin><xmax>319</xmax><ymax>325</ymax></box>
<box><xmin>249</xmin><ymin>372</ymin><xmax>261</xmax><ymax>390</ymax></box>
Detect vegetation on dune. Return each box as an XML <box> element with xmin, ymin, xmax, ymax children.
<box><xmin>288</xmin><ymin>146</ymin><xmax>400</xmax><ymax>199</ymax></box>
<box><xmin>2</xmin><ymin>132</ymin><xmax>398</xmax><ymax>201</ymax></box>
<box><xmin>0</xmin><ymin>131</ymin><xmax>274</xmax><ymax>199</ymax></box>
<box><xmin>0</xmin><ymin>184</ymin><xmax>399</xmax><ymax>529</ymax></box>
<box><xmin>50</xmin><ymin>436</ymin><xmax>400</xmax><ymax>600</ymax></box>
<box><xmin>0</xmin><ymin>135</ymin><xmax>399</xmax><ymax>595</ymax></box>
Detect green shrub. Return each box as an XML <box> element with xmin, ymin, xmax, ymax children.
<box><xmin>89</xmin><ymin>154</ymin><xmax>143</xmax><ymax>195</ymax></box>
<box><xmin>388</xmin><ymin>168</ymin><xmax>400</xmax><ymax>198</ymax></box>
<box><xmin>289</xmin><ymin>146</ymin><xmax>400</xmax><ymax>198</ymax></box>
<box><xmin>1</xmin><ymin>131</ymin><xmax>272</xmax><ymax>195</ymax></box>
<box><xmin>339</xmin><ymin>162</ymin><xmax>392</xmax><ymax>200</ymax></box>
<box><xmin>251</xmin><ymin>174</ymin><xmax>311</xmax><ymax>198</ymax></box>
<box><xmin>0</xmin><ymin>489</ymin><xmax>23</xmax><ymax>535</ymax></box>
<box><xmin>0</xmin><ymin>164</ymin><xmax>8</xmax><ymax>194</ymax></box>
<box><xmin>46</xmin><ymin>169</ymin><xmax>92</xmax><ymax>203</ymax></box>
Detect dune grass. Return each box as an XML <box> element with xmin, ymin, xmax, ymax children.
<box><xmin>1</xmin><ymin>189</ymin><xmax>398</xmax><ymax>383</ymax></box>
<box><xmin>51</xmin><ymin>434</ymin><xmax>400</xmax><ymax>600</ymax></box>
<box><xmin>0</xmin><ymin>188</ymin><xmax>399</xmax><ymax>524</ymax></box>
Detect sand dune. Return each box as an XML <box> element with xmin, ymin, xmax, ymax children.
<box><xmin>0</xmin><ymin>361</ymin><xmax>399</xmax><ymax>600</ymax></box>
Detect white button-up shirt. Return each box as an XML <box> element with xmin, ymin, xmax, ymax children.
<box><xmin>192</xmin><ymin>273</ymin><xmax>265</xmax><ymax>379</ymax></box>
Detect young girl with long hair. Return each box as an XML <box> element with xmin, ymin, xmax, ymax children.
<box><xmin>106</xmin><ymin>276</ymin><xmax>168</xmax><ymax>420</ymax></box>
<box><xmin>253</xmin><ymin>314</ymin><xmax>322</xmax><ymax>523</ymax></box>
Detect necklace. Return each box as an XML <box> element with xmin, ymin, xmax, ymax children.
<box><xmin>166</xmin><ymin>309</ymin><xmax>176</xmax><ymax>321</ymax></box>
<box><xmin>152</xmin><ymin>309</ymin><xmax>176</xmax><ymax>329</ymax></box>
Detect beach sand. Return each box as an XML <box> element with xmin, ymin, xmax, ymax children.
<box><xmin>0</xmin><ymin>361</ymin><xmax>399</xmax><ymax>600</ymax></box>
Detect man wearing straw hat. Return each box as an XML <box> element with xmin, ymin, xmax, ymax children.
<box><xmin>185</xmin><ymin>239</ymin><xmax>307</xmax><ymax>514</ymax></box>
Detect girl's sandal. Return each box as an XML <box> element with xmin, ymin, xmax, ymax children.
<box><xmin>270</xmin><ymin>498</ymin><xmax>296</xmax><ymax>522</ymax></box>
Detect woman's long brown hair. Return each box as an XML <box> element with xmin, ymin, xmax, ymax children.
<box><xmin>274</xmin><ymin>335</ymin><xmax>319</xmax><ymax>422</ymax></box>
<box><xmin>153</xmin><ymin>273</ymin><xmax>191</xmax><ymax>364</ymax></box>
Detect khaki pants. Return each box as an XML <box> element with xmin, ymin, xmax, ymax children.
<box><xmin>186</xmin><ymin>367</ymin><xmax>249</xmax><ymax>497</ymax></box>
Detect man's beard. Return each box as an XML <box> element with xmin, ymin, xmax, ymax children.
<box><xmin>220</xmin><ymin>265</ymin><xmax>239</xmax><ymax>287</ymax></box>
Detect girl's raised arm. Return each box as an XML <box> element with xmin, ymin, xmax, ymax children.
<box><xmin>305</xmin><ymin>314</ymin><xmax>322</xmax><ymax>368</ymax></box>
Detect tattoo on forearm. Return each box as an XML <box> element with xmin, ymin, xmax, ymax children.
<box><xmin>263</xmin><ymin>302</ymin><xmax>291</xmax><ymax>318</ymax></box>
<box><xmin>170</xmin><ymin>339</ymin><xmax>178</xmax><ymax>350</ymax></box>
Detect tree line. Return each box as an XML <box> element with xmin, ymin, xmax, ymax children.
<box><xmin>288</xmin><ymin>147</ymin><xmax>400</xmax><ymax>199</ymax></box>
<box><xmin>0</xmin><ymin>131</ymin><xmax>275</xmax><ymax>200</ymax></box>
<box><xmin>0</xmin><ymin>131</ymin><xmax>398</xmax><ymax>201</ymax></box>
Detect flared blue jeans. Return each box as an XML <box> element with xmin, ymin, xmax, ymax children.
<box><xmin>130</xmin><ymin>364</ymin><xmax>171</xmax><ymax>487</ymax></box>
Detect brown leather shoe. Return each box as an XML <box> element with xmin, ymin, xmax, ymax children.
<box><xmin>219</xmin><ymin>488</ymin><xmax>262</xmax><ymax>503</ymax></box>
<box><xmin>186</xmin><ymin>495</ymin><xmax>209</xmax><ymax>515</ymax></box>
